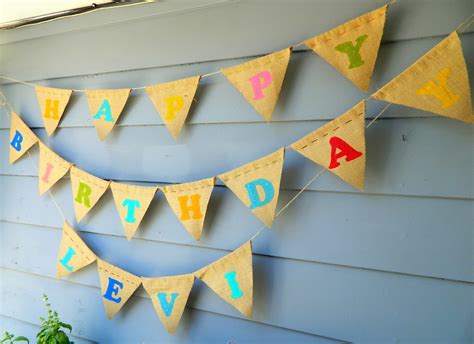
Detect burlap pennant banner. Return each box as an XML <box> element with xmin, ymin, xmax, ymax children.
<box><xmin>305</xmin><ymin>5</ymin><xmax>388</xmax><ymax>92</ymax></box>
<box><xmin>9</xmin><ymin>112</ymin><xmax>39</xmax><ymax>164</ymax></box>
<box><xmin>142</xmin><ymin>274</ymin><xmax>195</xmax><ymax>334</ymax></box>
<box><xmin>70</xmin><ymin>166</ymin><xmax>110</xmax><ymax>222</ymax></box>
<box><xmin>221</xmin><ymin>48</ymin><xmax>292</xmax><ymax>122</ymax></box>
<box><xmin>145</xmin><ymin>76</ymin><xmax>201</xmax><ymax>139</ymax></box>
<box><xmin>57</xmin><ymin>221</ymin><xmax>96</xmax><ymax>278</ymax></box>
<box><xmin>97</xmin><ymin>259</ymin><xmax>141</xmax><ymax>319</ymax></box>
<box><xmin>85</xmin><ymin>89</ymin><xmax>131</xmax><ymax>141</ymax></box>
<box><xmin>195</xmin><ymin>241</ymin><xmax>253</xmax><ymax>318</ymax></box>
<box><xmin>110</xmin><ymin>182</ymin><xmax>158</xmax><ymax>241</ymax></box>
<box><xmin>38</xmin><ymin>142</ymin><xmax>72</xmax><ymax>195</ymax></box>
<box><xmin>161</xmin><ymin>177</ymin><xmax>215</xmax><ymax>241</ymax></box>
<box><xmin>218</xmin><ymin>149</ymin><xmax>284</xmax><ymax>227</ymax></box>
<box><xmin>372</xmin><ymin>32</ymin><xmax>473</xmax><ymax>123</ymax></box>
<box><xmin>291</xmin><ymin>101</ymin><xmax>366</xmax><ymax>190</ymax></box>
<box><xmin>35</xmin><ymin>86</ymin><xmax>73</xmax><ymax>136</ymax></box>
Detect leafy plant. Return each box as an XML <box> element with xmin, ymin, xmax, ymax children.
<box><xmin>37</xmin><ymin>294</ymin><xmax>74</xmax><ymax>344</ymax></box>
<box><xmin>0</xmin><ymin>331</ymin><xmax>29</xmax><ymax>344</ymax></box>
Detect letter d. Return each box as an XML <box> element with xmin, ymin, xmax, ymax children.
<box><xmin>245</xmin><ymin>178</ymin><xmax>274</xmax><ymax>209</ymax></box>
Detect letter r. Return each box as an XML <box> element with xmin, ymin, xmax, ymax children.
<box><xmin>75</xmin><ymin>182</ymin><xmax>92</xmax><ymax>208</ymax></box>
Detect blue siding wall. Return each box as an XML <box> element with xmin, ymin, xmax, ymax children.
<box><xmin>1</xmin><ymin>1</ymin><xmax>473</xmax><ymax>343</ymax></box>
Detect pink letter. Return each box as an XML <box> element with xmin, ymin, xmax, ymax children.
<box><xmin>42</xmin><ymin>163</ymin><xmax>54</xmax><ymax>183</ymax></box>
<box><xmin>248</xmin><ymin>71</ymin><xmax>272</xmax><ymax>100</ymax></box>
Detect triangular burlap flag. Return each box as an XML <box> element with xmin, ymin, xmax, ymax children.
<box><xmin>38</xmin><ymin>142</ymin><xmax>72</xmax><ymax>195</ymax></box>
<box><xmin>305</xmin><ymin>5</ymin><xmax>387</xmax><ymax>91</ymax></box>
<box><xmin>195</xmin><ymin>241</ymin><xmax>253</xmax><ymax>318</ymax></box>
<box><xmin>161</xmin><ymin>177</ymin><xmax>215</xmax><ymax>241</ymax></box>
<box><xmin>57</xmin><ymin>221</ymin><xmax>96</xmax><ymax>278</ymax></box>
<box><xmin>97</xmin><ymin>259</ymin><xmax>141</xmax><ymax>319</ymax></box>
<box><xmin>221</xmin><ymin>48</ymin><xmax>291</xmax><ymax>122</ymax></box>
<box><xmin>70</xmin><ymin>166</ymin><xmax>110</xmax><ymax>222</ymax></box>
<box><xmin>35</xmin><ymin>86</ymin><xmax>73</xmax><ymax>136</ymax></box>
<box><xmin>9</xmin><ymin>112</ymin><xmax>38</xmax><ymax>164</ymax></box>
<box><xmin>291</xmin><ymin>101</ymin><xmax>366</xmax><ymax>190</ymax></box>
<box><xmin>85</xmin><ymin>89</ymin><xmax>131</xmax><ymax>141</ymax></box>
<box><xmin>110</xmin><ymin>182</ymin><xmax>158</xmax><ymax>241</ymax></box>
<box><xmin>372</xmin><ymin>32</ymin><xmax>473</xmax><ymax>123</ymax></box>
<box><xmin>145</xmin><ymin>76</ymin><xmax>200</xmax><ymax>139</ymax></box>
<box><xmin>218</xmin><ymin>149</ymin><xmax>284</xmax><ymax>227</ymax></box>
<box><xmin>142</xmin><ymin>274</ymin><xmax>195</xmax><ymax>334</ymax></box>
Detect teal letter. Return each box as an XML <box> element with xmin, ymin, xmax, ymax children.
<box><xmin>157</xmin><ymin>292</ymin><xmax>179</xmax><ymax>317</ymax></box>
<box><xmin>224</xmin><ymin>271</ymin><xmax>243</xmax><ymax>299</ymax></box>
<box><xmin>59</xmin><ymin>246</ymin><xmax>76</xmax><ymax>271</ymax></box>
<box><xmin>335</xmin><ymin>34</ymin><xmax>368</xmax><ymax>69</ymax></box>
<box><xmin>103</xmin><ymin>277</ymin><xmax>123</xmax><ymax>303</ymax></box>
<box><xmin>123</xmin><ymin>199</ymin><xmax>140</xmax><ymax>223</ymax></box>
<box><xmin>92</xmin><ymin>99</ymin><xmax>114</xmax><ymax>122</ymax></box>
<box><xmin>244</xmin><ymin>178</ymin><xmax>274</xmax><ymax>209</ymax></box>
<box><xmin>10</xmin><ymin>130</ymin><xmax>23</xmax><ymax>152</ymax></box>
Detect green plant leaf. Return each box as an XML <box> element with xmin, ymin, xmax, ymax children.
<box><xmin>12</xmin><ymin>336</ymin><xmax>29</xmax><ymax>343</ymax></box>
<box><xmin>59</xmin><ymin>322</ymin><xmax>72</xmax><ymax>333</ymax></box>
<box><xmin>55</xmin><ymin>332</ymin><xmax>70</xmax><ymax>344</ymax></box>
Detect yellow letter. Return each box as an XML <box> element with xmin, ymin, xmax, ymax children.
<box><xmin>164</xmin><ymin>95</ymin><xmax>184</xmax><ymax>121</ymax></box>
<box><xmin>44</xmin><ymin>99</ymin><xmax>60</xmax><ymax>119</ymax></box>
<box><xmin>178</xmin><ymin>194</ymin><xmax>203</xmax><ymax>221</ymax></box>
<box><xmin>416</xmin><ymin>68</ymin><xmax>460</xmax><ymax>108</ymax></box>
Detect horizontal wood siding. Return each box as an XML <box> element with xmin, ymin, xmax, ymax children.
<box><xmin>1</xmin><ymin>0</ymin><xmax>473</xmax><ymax>342</ymax></box>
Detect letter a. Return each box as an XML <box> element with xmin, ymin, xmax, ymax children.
<box><xmin>328</xmin><ymin>136</ymin><xmax>362</xmax><ymax>169</ymax></box>
<box><xmin>92</xmin><ymin>99</ymin><xmax>114</xmax><ymax>122</ymax></box>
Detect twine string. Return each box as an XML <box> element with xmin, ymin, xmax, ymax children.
<box><xmin>0</xmin><ymin>91</ymin><xmax>66</xmax><ymax>221</ymax></box>
<box><xmin>0</xmin><ymin>7</ymin><xmax>470</xmax><ymax>246</ymax></box>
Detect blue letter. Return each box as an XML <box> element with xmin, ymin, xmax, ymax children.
<box><xmin>244</xmin><ymin>178</ymin><xmax>274</xmax><ymax>209</ymax></box>
<box><xmin>103</xmin><ymin>277</ymin><xmax>123</xmax><ymax>303</ymax></box>
<box><xmin>10</xmin><ymin>130</ymin><xmax>23</xmax><ymax>152</ymax></box>
<box><xmin>224</xmin><ymin>271</ymin><xmax>243</xmax><ymax>299</ymax></box>
<box><xmin>59</xmin><ymin>246</ymin><xmax>76</xmax><ymax>271</ymax></box>
<box><xmin>92</xmin><ymin>99</ymin><xmax>114</xmax><ymax>122</ymax></box>
<box><xmin>157</xmin><ymin>292</ymin><xmax>179</xmax><ymax>317</ymax></box>
<box><xmin>122</xmin><ymin>199</ymin><xmax>140</xmax><ymax>223</ymax></box>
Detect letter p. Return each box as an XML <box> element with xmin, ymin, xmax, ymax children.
<box><xmin>164</xmin><ymin>95</ymin><xmax>184</xmax><ymax>121</ymax></box>
<box><xmin>248</xmin><ymin>71</ymin><xmax>273</xmax><ymax>100</ymax></box>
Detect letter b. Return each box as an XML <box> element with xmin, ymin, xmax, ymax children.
<box><xmin>10</xmin><ymin>130</ymin><xmax>23</xmax><ymax>152</ymax></box>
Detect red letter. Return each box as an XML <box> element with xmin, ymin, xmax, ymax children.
<box><xmin>328</xmin><ymin>136</ymin><xmax>362</xmax><ymax>169</ymax></box>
